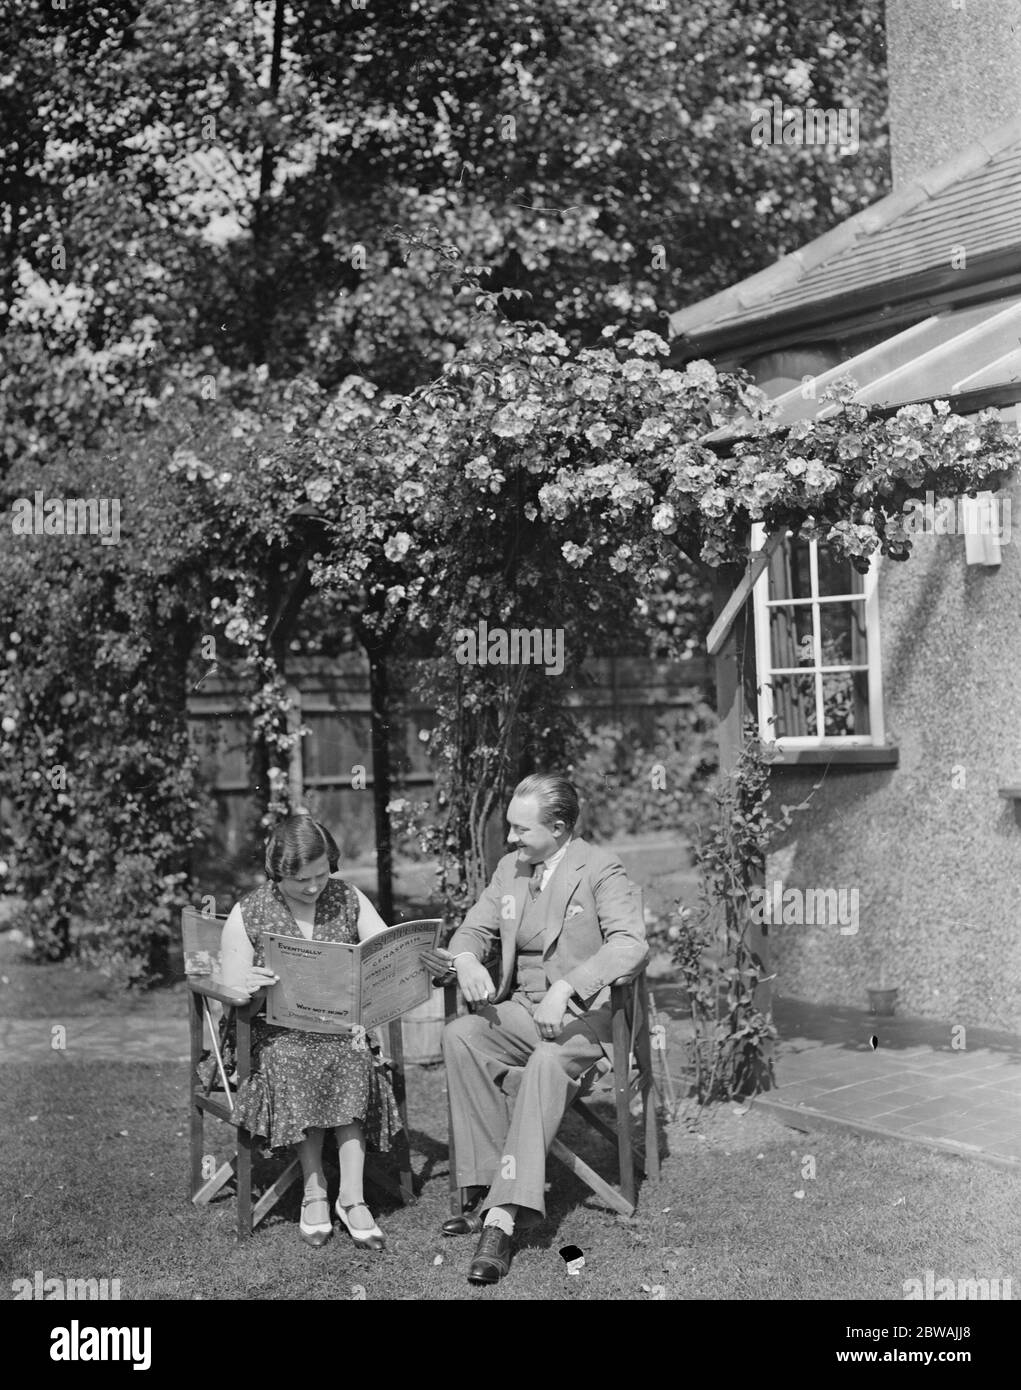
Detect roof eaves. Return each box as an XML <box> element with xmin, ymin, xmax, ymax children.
<box><xmin>668</xmin><ymin>200</ymin><xmax>898</xmax><ymax>336</ymax></box>
<box><xmin>669</xmin><ymin>115</ymin><xmax>1021</xmax><ymax>345</ymax></box>
<box><xmin>917</xmin><ymin>114</ymin><xmax>1021</xmax><ymax>198</ymax></box>
<box><xmin>672</xmin><ymin>248</ymin><xmax>1021</xmax><ymax>361</ymax></box>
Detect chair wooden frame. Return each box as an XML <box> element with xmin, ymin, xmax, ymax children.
<box><xmin>444</xmin><ymin>969</ymin><xmax>661</xmax><ymax>1220</ymax></box>
<box><xmin>184</xmin><ymin>907</ymin><xmax>416</xmax><ymax>1240</ymax></box>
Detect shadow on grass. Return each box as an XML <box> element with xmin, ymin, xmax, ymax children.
<box><xmin>198</xmin><ymin>1098</ymin><xmax>667</xmax><ymax>1244</ymax></box>
<box><xmin>197</xmin><ymin>1123</ymin><xmax>454</xmax><ymax>1224</ymax></box>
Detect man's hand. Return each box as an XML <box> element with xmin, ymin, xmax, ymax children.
<box><xmin>419</xmin><ymin>946</ymin><xmax>457</xmax><ymax>978</ymax></box>
<box><xmin>454</xmin><ymin>954</ymin><xmax>495</xmax><ymax>1005</ymax></box>
<box><xmin>532</xmin><ymin>980</ymin><xmax>575</xmax><ymax>1039</ymax></box>
<box><xmin>419</xmin><ymin>947</ymin><xmax>494</xmax><ymax>1003</ymax></box>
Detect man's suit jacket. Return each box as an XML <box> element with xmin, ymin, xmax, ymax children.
<box><xmin>446</xmin><ymin>837</ymin><xmax>649</xmax><ymax>1030</ymax></box>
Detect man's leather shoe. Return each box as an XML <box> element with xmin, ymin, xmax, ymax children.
<box><xmin>442</xmin><ymin>1185</ymin><xmax>486</xmax><ymax>1234</ymax></box>
<box><xmin>442</xmin><ymin>1212</ymin><xmax>485</xmax><ymax>1237</ymax></box>
<box><xmin>467</xmin><ymin>1226</ymin><xmax>513</xmax><ymax>1285</ymax></box>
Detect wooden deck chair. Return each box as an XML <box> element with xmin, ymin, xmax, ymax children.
<box><xmin>183</xmin><ymin>906</ymin><xmax>416</xmax><ymax>1240</ymax></box>
<box><xmin>444</xmin><ymin>968</ymin><xmax>661</xmax><ymax>1220</ymax></box>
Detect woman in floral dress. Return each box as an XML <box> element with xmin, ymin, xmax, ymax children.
<box><xmin>220</xmin><ymin>813</ymin><xmax>401</xmax><ymax>1249</ymax></box>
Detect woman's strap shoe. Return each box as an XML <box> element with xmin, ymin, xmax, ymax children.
<box><xmin>336</xmin><ymin>1200</ymin><xmax>385</xmax><ymax>1251</ymax></box>
<box><xmin>299</xmin><ymin>1195</ymin><xmax>334</xmax><ymax>1248</ymax></box>
<box><xmin>467</xmin><ymin>1226</ymin><xmax>513</xmax><ymax>1284</ymax></box>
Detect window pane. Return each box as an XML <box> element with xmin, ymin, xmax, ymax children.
<box><xmin>769</xmin><ymin>605</ymin><xmax>813</xmax><ymax>668</ymax></box>
<box><xmin>819</xmin><ymin>601</ymin><xmax>867</xmax><ymax>666</ymax></box>
<box><xmin>767</xmin><ymin>534</ymin><xmax>811</xmax><ymax>601</ymax></box>
<box><xmin>768</xmin><ymin>673</ymin><xmax>818</xmax><ymax>738</ymax></box>
<box><xmin>823</xmin><ymin>672</ymin><xmax>870</xmax><ymax>736</ymax></box>
<box><xmin>756</xmin><ymin>531</ymin><xmax>880</xmax><ymax>746</ymax></box>
<box><xmin>817</xmin><ymin>547</ymin><xmax>864</xmax><ymax>597</ymax></box>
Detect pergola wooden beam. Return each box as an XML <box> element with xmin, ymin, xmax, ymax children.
<box><xmin>706</xmin><ymin>529</ymin><xmax>785</xmax><ymax>657</ymax></box>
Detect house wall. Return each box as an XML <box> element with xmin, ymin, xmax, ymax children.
<box><xmin>886</xmin><ymin>0</ymin><xmax>1021</xmax><ymax>190</ymax></box>
<box><xmin>767</xmin><ymin>469</ymin><xmax>1021</xmax><ymax>1030</ymax></box>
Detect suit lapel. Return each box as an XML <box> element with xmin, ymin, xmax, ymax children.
<box><xmin>542</xmin><ymin>838</ymin><xmax>587</xmax><ymax>954</ymax></box>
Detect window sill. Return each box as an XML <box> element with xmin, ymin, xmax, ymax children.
<box><xmin>766</xmin><ymin>745</ymin><xmax>900</xmax><ymax>768</ymax></box>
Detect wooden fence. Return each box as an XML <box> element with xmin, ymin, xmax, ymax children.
<box><xmin>187</xmin><ymin>654</ymin><xmax>712</xmax><ymax>869</ymax></box>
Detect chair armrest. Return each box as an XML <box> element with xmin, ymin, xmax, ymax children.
<box><xmin>610</xmin><ymin>959</ymin><xmax>649</xmax><ymax>989</ymax></box>
<box><xmin>187</xmin><ymin>979</ymin><xmax>254</xmax><ymax>1008</ymax></box>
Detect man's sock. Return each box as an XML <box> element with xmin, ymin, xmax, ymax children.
<box><xmin>483</xmin><ymin>1204</ymin><xmax>516</xmax><ymax>1236</ymax></box>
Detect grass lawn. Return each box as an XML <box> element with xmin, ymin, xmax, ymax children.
<box><xmin>2</xmin><ymin>1054</ymin><xmax>1016</xmax><ymax>1302</ymax></box>
<box><xmin>0</xmin><ymin>942</ymin><xmax>185</xmax><ymax>1022</ymax></box>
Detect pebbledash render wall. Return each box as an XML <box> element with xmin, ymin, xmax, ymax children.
<box><xmin>886</xmin><ymin>0</ymin><xmax>1021</xmax><ymax>188</ymax></box>
<box><xmin>765</xmin><ymin>467</ymin><xmax>1021</xmax><ymax>1032</ymax></box>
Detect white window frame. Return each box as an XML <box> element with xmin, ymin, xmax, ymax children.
<box><xmin>751</xmin><ymin>523</ymin><xmax>885</xmax><ymax>748</ymax></box>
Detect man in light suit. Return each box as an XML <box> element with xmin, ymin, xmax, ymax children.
<box><xmin>422</xmin><ymin>772</ymin><xmax>648</xmax><ymax>1286</ymax></box>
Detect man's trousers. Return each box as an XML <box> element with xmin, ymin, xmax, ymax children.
<box><xmin>443</xmin><ymin>995</ymin><xmax>608</xmax><ymax>1217</ymax></box>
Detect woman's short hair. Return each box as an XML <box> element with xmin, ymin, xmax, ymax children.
<box><xmin>512</xmin><ymin>774</ymin><xmax>580</xmax><ymax>832</ymax></box>
<box><xmin>265</xmin><ymin>813</ymin><xmax>340</xmax><ymax>881</ymax></box>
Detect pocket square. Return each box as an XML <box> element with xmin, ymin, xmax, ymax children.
<box><xmin>566</xmin><ymin>904</ymin><xmax>585</xmax><ymax>918</ymax></box>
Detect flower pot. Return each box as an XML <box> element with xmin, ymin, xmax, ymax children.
<box><xmin>867</xmin><ymin>986</ymin><xmax>898</xmax><ymax>1017</ymax></box>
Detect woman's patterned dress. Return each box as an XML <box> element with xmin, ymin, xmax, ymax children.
<box><xmin>229</xmin><ymin>878</ymin><xmax>402</xmax><ymax>1152</ymax></box>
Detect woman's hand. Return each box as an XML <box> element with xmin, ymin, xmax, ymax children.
<box><xmin>242</xmin><ymin>965</ymin><xmax>279</xmax><ymax>998</ymax></box>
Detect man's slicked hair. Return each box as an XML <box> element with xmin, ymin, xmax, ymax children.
<box><xmin>512</xmin><ymin>773</ymin><xmax>580</xmax><ymax>832</ymax></box>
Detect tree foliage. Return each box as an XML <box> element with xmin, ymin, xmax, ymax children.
<box><xmin>2</xmin><ymin>0</ymin><xmax>890</xmax><ymax>472</ymax></box>
<box><xmin>0</xmin><ymin>1</ymin><xmax>906</xmax><ymax>971</ymax></box>
<box><xmin>0</xmin><ymin>445</ymin><xmax>206</xmax><ymax>978</ymax></box>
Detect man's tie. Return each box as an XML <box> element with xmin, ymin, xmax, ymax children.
<box><xmin>528</xmin><ymin>860</ymin><xmax>546</xmax><ymax>899</ymax></box>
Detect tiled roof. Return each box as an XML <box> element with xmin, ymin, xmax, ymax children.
<box><xmin>669</xmin><ymin>117</ymin><xmax>1021</xmax><ymax>348</ymax></box>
